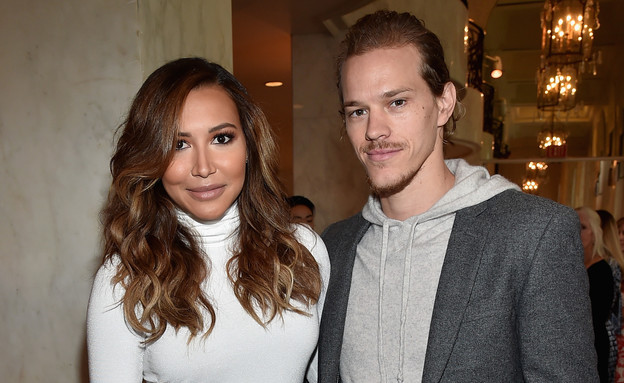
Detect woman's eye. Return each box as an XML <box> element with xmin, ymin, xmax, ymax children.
<box><xmin>175</xmin><ymin>140</ymin><xmax>190</xmax><ymax>150</ymax></box>
<box><xmin>212</xmin><ymin>134</ymin><xmax>233</xmax><ymax>144</ymax></box>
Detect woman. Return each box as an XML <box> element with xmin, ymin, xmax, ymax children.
<box><xmin>87</xmin><ymin>58</ymin><xmax>329</xmax><ymax>382</ymax></box>
<box><xmin>577</xmin><ymin>207</ymin><xmax>614</xmax><ymax>382</ymax></box>
<box><xmin>597</xmin><ymin>209</ymin><xmax>624</xmax><ymax>382</ymax></box>
<box><xmin>618</xmin><ymin>217</ymin><xmax>624</xmax><ymax>253</ymax></box>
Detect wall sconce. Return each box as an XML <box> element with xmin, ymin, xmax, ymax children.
<box><xmin>485</xmin><ymin>55</ymin><xmax>503</xmax><ymax>79</ymax></box>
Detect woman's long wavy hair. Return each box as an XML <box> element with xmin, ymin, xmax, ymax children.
<box><xmin>101</xmin><ymin>57</ymin><xmax>321</xmax><ymax>344</ymax></box>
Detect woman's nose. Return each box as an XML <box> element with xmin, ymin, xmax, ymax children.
<box><xmin>191</xmin><ymin>148</ymin><xmax>216</xmax><ymax>177</ymax></box>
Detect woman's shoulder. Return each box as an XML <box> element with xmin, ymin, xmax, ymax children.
<box><xmin>293</xmin><ymin>225</ymin><xmax>329</xmax><ymax>262</ymax></box>
<box><xmin>91</xmin><ymin>255</ymin><xmax>125</xmax><ymax>299</ymax></box>
<box><xmin>588</xmin><ymin>259</ymin><xmax>615</xmax><ymax>279</ymax></box>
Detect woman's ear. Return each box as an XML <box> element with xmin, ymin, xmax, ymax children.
<box><xmin>436</xmin><ymin>82</ymin><xmax>456</xmax><ymax>127</ymax></box>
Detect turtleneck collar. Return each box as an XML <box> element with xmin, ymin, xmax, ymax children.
<box><xmin>176</xmin><ymin>202</ymin><xmax>240</xmax><ymax>247</ymax></box>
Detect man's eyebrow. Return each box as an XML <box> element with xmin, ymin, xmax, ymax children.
<box><xmin>343</xmin><ymin>100</ymin><xmax>361</xmax><ymax>108</ymax></box>
<box><xmin>382</xmin><ymin>88</ymin><xmax>412</xmax><ymax>98</ymax></box>
<box><xmin>343</xmin><ymin>88</ymin><xmax>413</xmax><ymax>107</ymax></box>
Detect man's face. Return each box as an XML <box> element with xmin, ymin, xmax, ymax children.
<box><xmin>340</xmin><ymin>45</ymin><xmax>454</xmax><ymax>197</ymax></box>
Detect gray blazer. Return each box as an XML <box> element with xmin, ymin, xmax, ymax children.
<box><xmin>319</xmin><ymin>190</ymin><xmax>598</xmax><ymax>382</ymax></box>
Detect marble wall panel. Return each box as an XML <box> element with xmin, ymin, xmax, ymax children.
<box><xmin>138</xmin><ymin>0</ymin><xmax>232</xmax><ymax>77</ymax></box>
<box><xmin>0</xmin><ymin>1</ymin><xmax>141</xmax><ymax>382</ymax></box>
<box><xmin>292</xmin><ymin>34</ymin><xmax>369</xmax><ymax>233</ymax></box>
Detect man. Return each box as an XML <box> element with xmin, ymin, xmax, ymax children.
<box><xmin>288</xmin><ymin>195</ymin><xmax>316</xmax><ymax>230</ymax></box>
<box><xmin>318</xmin><ymin>10</ymin><xmax>598</xmax><ymax>382</ymax></box>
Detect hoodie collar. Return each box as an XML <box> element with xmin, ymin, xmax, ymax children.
<box><xmin>363</xmin><ymin>158</ymin><xmax>520</xmax><ymax>226</ymax></box>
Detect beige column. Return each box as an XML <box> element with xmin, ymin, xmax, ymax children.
<box><xmin>137</xmin><ymin>0</ymin><xmax>233</xmax><ymax>77</ymax></box>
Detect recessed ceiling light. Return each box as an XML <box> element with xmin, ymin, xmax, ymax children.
<box><xmin>265</xmin><ymin>81</ymin><xmax>283</xmax><ymax>87</ymax></box>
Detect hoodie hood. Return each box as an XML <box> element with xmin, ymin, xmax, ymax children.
<box><xmin>363</xmin><ymin>158</ymin><xmax>520</xmax><ymax>226</ymax></box>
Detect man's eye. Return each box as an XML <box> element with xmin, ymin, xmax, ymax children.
<box><xmin>175</xmin><ymin>140</ymin><xmax>189</xmax><ymax>150</ymax></box>
<box><xmin>348</xmin><ymin>109</ymin><xmax>366</xmax><ymax>118</ymax></box>
<box><xmin>391</xmin><ymin>99</ymin><xmax>405</xmax><ymax>107</ymax></box>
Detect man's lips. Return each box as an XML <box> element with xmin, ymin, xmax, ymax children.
<box><xmin>187</xmin><ymin>185</ymin><xmax>225</xmax><ymax>201</ymax></box>
<box><xmin>365</xmin><ymin>147</ymin><xmax>402</xmax><ymax>162</ymax></box>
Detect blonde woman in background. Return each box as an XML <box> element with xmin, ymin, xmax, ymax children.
<box><xmin>577</xmin><ymin>206</ymin><xmax>614</xmax><ymax>382</ymax></box>
<box><xmin>618</xmin><ymin>217</ymin><xmax>624</xmax><ymax>254</ymax></box>
<box><xmin>597</xmin><ymin>209</ymin><xmax>624</xmax><ymax>382</ymax></box>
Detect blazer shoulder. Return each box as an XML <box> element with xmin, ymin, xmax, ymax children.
<box><xmin>483</xmin><ymin>189</ymin><xmax>577</xmax><ymax>220</ymax></box>
<box><xmin>322</xmin><ymin>212</ymin><xmax>366</xmax><ymax>239</ymax></box>
<box><xmin>321</xmin><ymin>212</ymin><xmax>369</xmax><ymax>254</ymax></box>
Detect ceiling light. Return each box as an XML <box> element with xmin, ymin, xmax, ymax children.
<box><xmin>264</xmin><ymin>81</ymin><xmax>283</xmax><ymax>87</ymax></box>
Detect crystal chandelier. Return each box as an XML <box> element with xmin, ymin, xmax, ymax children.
<box><xmin>522</xmin><ymin>162</ymin><xmax>549</xmax><ymax>195</ymax></box>
<box><xmin>537</xmin><ymin>113</ymin><xmax>568</xmax><ymax>157</ymax></box>
<box><xmin>537</xmin><ymin>0</ymin><xmax>599</xmax><ymax>110</ymax></box>
<box><xmin>527</xmin><ymin>161</ymin><xmax>549</xmax><ymax>174</ymax></box>
<box><xmin>541</xmin><ymin>0</ymin><xmax>599</xmax><ymax>65</ymax></box>
<box><xmin>536</xmin><ymin>63</ymin><xmax>578</xmax><ymax>111</ymax></box>
<box><xmin>522</xmin><ymin>179</ymin><xmax>540</xmax><ymax>194</ymax></box>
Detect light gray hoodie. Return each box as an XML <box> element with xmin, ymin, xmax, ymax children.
<box><xmin>340</xmin><ymin>159</ymin><xmax>520</xmax><ymax>383</ymax></box>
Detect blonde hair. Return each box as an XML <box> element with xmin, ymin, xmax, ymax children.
<box><xmin>597</xmin><ymin>209</ymin><xmax>624</xmax><ymax>270</ymax></box>
<box><xmin>576</xmin><ymin>207</ymin><xmax>607</xmax><ymax>258</ymax></box>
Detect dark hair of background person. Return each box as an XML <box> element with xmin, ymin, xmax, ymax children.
<box><xmin>100</xmin><ymin>57</ymin><xmax>321</xmax><ymax>344</ymax></box>
<box><xmin>335</xmin><ymin>9</ymin><xmax>464</xmax><ymax>140</ymax></box>
<box><xmin>287</xmin><ymin>195</ymin><xmax>316</xmax><ymax>214</ymax></box>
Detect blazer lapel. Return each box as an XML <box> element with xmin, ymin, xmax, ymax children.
<box><xmin>319</xmin><ymin>214</ymin><xmax>371</xmax><ymax>382</ymax></box>
<box><xmin>421</xmin><ymin>202</ymin><xmax>491</xmax><ymax>383</ymax></box>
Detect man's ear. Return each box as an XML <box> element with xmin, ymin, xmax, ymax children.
<box><xmin>436</xmin><ymin>82</ymin><xmax>456</xmax><ymax>127</ymax></box>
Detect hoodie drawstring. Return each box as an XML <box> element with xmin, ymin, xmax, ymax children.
<box><xmin>378</xmin><ymin>221</ymin><xmax>418</xmax><ymax>383</ymax></box>
<box><xmin>397</xmin><ymin>222</ymin><xmax>418</xmax><ymax>382</ymax></box>
<box><xmin>378</xmin><ymin>222</ymin><xmax>390</xmax><ymax>382</ymax></box>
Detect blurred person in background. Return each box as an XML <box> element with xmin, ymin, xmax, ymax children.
<box><xmin>578</xmin><ymin>207</ymin><xmax>614</xmax><ymax>383</ymax></box>
<box><xmin>288</xmin><ymin>195</ymin><xmax>316</xmax><ymax>231</ymax></box>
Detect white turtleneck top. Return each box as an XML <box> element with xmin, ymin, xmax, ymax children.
<box><xmin>87</xmin><ymin>203</ymin><xmax>330</xmax><ymax>383</ymax></box>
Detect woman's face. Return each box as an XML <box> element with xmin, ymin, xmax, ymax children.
<box><xmin>162</xmin><ymin>85</ymin><xmax>247</xmax><ymax>221</ymax></box>
<box><xmin>577</xmin><ymin>210</ymin><xmax>595</xmax><ymax>259</ymax></box>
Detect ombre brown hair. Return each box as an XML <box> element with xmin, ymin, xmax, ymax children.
<box><xmin>336</xmin><ymin>10</ymin><xmax>464</xmax><ymax>140</ymax></box>
<box><xmin>101</xmin><ymin>57</ymin><xmax>321</xmax><ymax>344</ymax></box>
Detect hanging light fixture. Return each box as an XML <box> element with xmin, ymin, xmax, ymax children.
<box><xmin>522</xmin><ymin>178</ymin><xmax>540</xmax><ymax>194</ymax></box>
<box><xmin>527</xmin><ymin>161</ymin><xmax>549</xmax><ymax>174</ymax></box>
<box><xmin>537</xmin><ymin>0</ymin><xmax>599</xmax><ymax>110</ymax></box>
<box><xmin>540</xmin><ymin>0</ymin><xmax>599</xmax><ymax>65</ymax></box>
<box><xmin>537</xmin><ymin>113</ymin><xmax>568</xmax><ymax>157</ymax></box>
<box><xmin>536</xmin><ymin>63</ymin><xmax>578</xmax><ymax>111</ymax></box>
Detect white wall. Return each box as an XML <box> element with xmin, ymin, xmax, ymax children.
<box><xmin>0</xmin><ymin>1</ymin><xmax>232</xmax><ymax>381</ymax></box>
<box><xmin>0</xmin><ymin>1</ymin><xmax>140</xmax><ymax>381</ymax></box>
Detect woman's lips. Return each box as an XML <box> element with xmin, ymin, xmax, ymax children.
<box><xmin>187</xmin><ymin>185</ymin><xmax>225</xmax><ymax>201</ymax></box>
